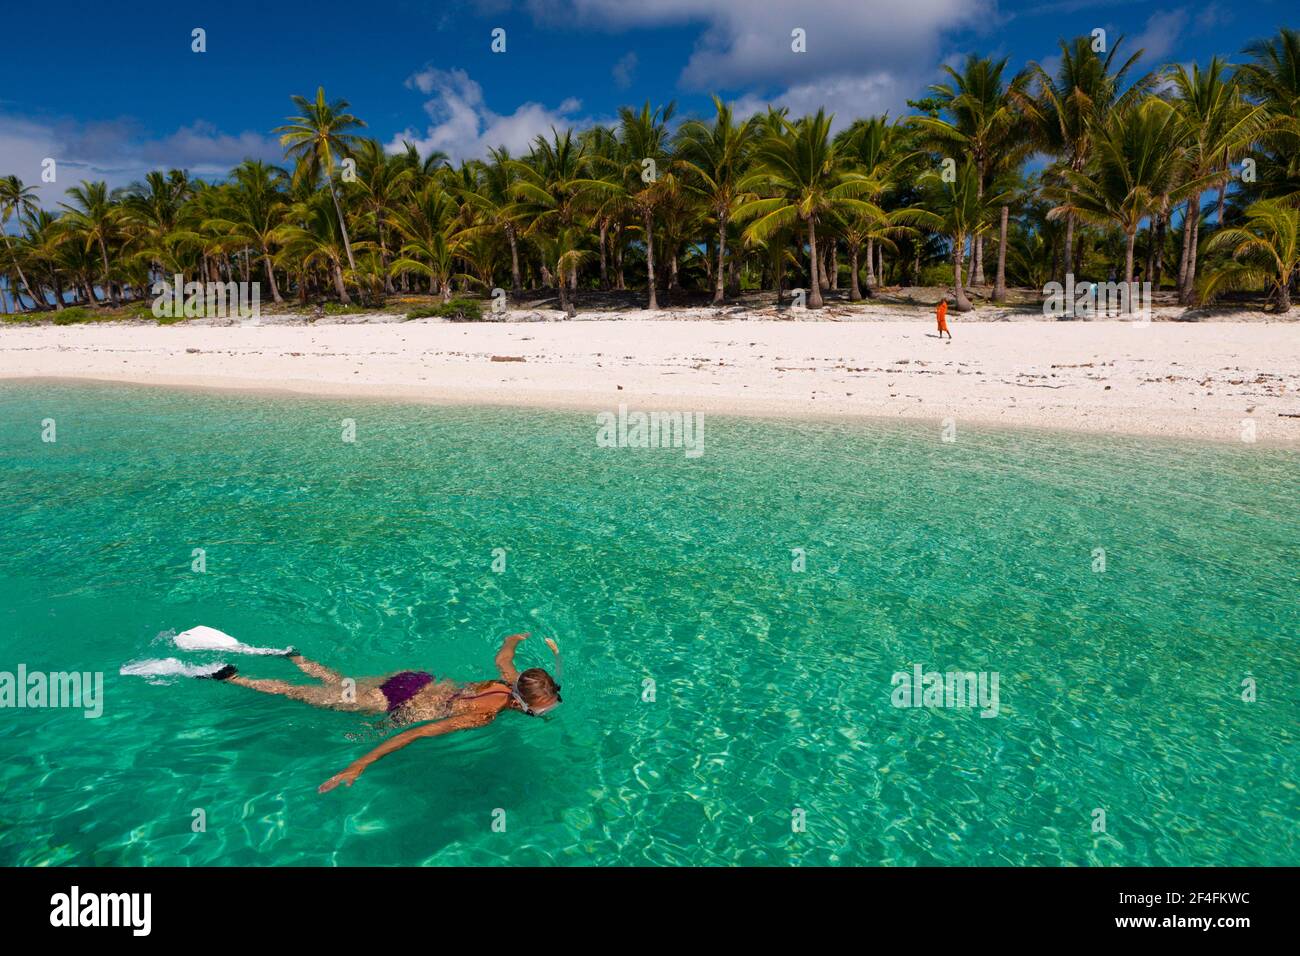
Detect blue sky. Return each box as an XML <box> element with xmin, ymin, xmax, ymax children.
<box><xmin>1</xmin><ymin>0</ymin><xmax>1292</xmax><ymax>207</ymax></box>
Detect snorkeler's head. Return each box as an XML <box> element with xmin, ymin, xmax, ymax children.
<box><xmin>516</xmin><ymin>667</ymin><xmax>562</xmax><ymax>716</ymax></box>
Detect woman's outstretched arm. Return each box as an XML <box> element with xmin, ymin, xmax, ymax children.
<box><xmin>494</xmin><ymin>632</ymin><xmax>530</xmax><ymax>684</ymax></box>
<box><xmin>318</xmin><ymin>712</ymin><xmax>496</xmax><ymax>793</ymax></box>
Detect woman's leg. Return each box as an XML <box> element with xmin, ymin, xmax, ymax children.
<box><xmin>226</xmin><ymin>674</ymin><xmax>387</xmax><ymax>713</ymax></box>
<box><xmin>287</xmin><ymin>652</ymin><xmax>343</xmax><ymax>684</ymax></box>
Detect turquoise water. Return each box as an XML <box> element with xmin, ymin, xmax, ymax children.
<box><xmin>0</xmin><ymin>381</ymin><xmax>1295</xmax><ymax>866</ymax></box>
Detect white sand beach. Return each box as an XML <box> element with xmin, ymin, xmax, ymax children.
<box><xmin>2</xmin><ymin>316</ymin><xmax>1298</xmax><ymax>443</ymax></box>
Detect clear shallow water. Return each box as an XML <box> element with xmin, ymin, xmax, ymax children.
<box><xmin>0</xmin><ymin>382</ymin><xmax>1295</xmax><ymax>867</ymax></box>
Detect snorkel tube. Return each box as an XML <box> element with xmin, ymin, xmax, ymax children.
<box><xmin>544</xmin><ymin>637</ymin><xmax>563</xmax><ymax>683</ymax></box>
<box><xmin>510</xmin><ymin>637</ymin><xmax>563</xmax><ymax>716</ymax></box>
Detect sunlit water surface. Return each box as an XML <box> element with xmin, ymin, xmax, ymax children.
<box><xmin>0</xmin><ymin>382</ymin><xmax>1295</xmax><ymax>866</ymax></box>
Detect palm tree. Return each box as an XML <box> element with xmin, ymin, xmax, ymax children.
<box><xmin>611</xmin><ymin>102</ymin><xmax>676</xmax><ymax>309</ymax></box>
<box><xmin>0</xmin><ymin>176</ymin><xmax>45</xmax><ymax>310</ymax></box>
<box><xmin>912</xmin><ymin>55</ymin><xmax>1028</xmax><ymax>287</ymax></box>
<box><xmin>1167</xmin><ymin>58</ymin><xmax>1271</xmax><ymax>304</ymax></box>
<box><xmin>737</xmin><ymin>110</ymin><xmax>878</xmax><ymax>309</ymax></box>
<box><xmin>59</xmin><ymin>180</ymin><xmax>124</xmax><ymax>306</ymax></box>
<box><xmin>351</xmin><ymin>139</ymin><xmax>413</xmax><ymax>294</ymax></box>
<box><xmin>511</xmin><ymin>129</ymin><xmax>596</xmax><ymax>307</ymax></box>
<box><xmin>21</xmin><ymin>210</ymin><xmax>73</xmax><ymax>310</ymax></box>
<box><xmin>921</xmin><ymin>158</ymin><xmax>1002</xmax><ymax>311</ymax></box>
<box><xmin>396</xmin><ymin>141</ymin><xmax>450</xmax><ymax>192</ymax></box>
<box><xmin>676</xmin><ymin>96</ymin><xmax>758</xmax><ymax>305</ymax></box>
<box><xmin>834</xmin><ymin>116</ymin><xmax>934</xmax><ymax>299</ymax></box>
<box><xmin>275</xmin><ymin>87</ymin><xmax>366</xmax><ymax>271</ymax></box>
<box><xmin>532</xmin><ymin>226</ymin><xmax>594</xmax><ymax>317</ymax></box>
<box><xmin>1200</xmin><ymin>199</ymin><xmax>1298</xmax><ymax>312</ymax></box>
<box><xmin>201</xmin><ymin>160</ymin><xmax>290</xmax><ymax>302</ymax></box>
<box><xmin>1050</xmin><ymin>98</ymin><xmax>1215</xmax><ymax>295</ymax></box>
<box><xmin>1020</xmin><ymin>35</ymin><xmax>1150</xmax><ymax>280</ymax></box>
<box><xmin>121</xmin><ymin>169</ymin><xmax>194</xmax><ymax>292</ymax></box>
<box><xmin>577</xmin><ymin>126</ymin><xmax>628</xmax><ymax>291</ymax></box>
<box><xmin>273</xmin><ymin>192</ymin><xmax>359</xmax><ymax>304</ymax></box>
<box><xmin>387</xmin><ymin>183</ymin><xmax>460</xmax><ymax>299</ymax></box>
<box><xmin>459</xmin><ymin>147</ymin><xmax>526</xmax><ymax>299</ymax></box>
<box><xmin>1237</xmin><ymin>28</ymin><xmax>1300</xmax><ymax>206</ymax></box>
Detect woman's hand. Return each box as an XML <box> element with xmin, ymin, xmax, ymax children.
<box><xmin>318</xmin><ymin>764</ymin><xmax>363</xmax><ymax>793</ymax></box>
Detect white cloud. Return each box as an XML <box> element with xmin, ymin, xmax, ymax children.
<box><xmin>612</xmin><ymin>51</ymin><xmax>638</xmax><ymax>89</ymax></box>
<box><xmin>0</xmin><ymin>112</ymin><xmax>280</xmax><ymax>212</ymax></box>
<box><xmin>507</xmin><ymin>0</ymin><xmax>995</xmax><ymax>129</ymax></box>
<box><xmin>389</xmin><ymin>67</ymin><xmax>594</xmax><ymax>164</ymax></box>
<box><xmin>728</xmin><ymin>72</ymin><xmax>914</xmax><ymax>127</ymax></box>
<box><xmin>1132</xmin><ymin>8</ymin><xmax>1189</xmax><ymax>66</ymax></box>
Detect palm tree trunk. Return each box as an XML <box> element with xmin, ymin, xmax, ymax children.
<box><xmin>1275</xmin><ymin>278</ymin><xmax>1291</xmax><ymax>313</ymax></box>
<box><xmin>1180</xmin><ymin>192</ymin><xmax>1202</xmax><ymax>305</ymax></box>
<box><xmin>1152</xmin><ymin>211</ymin><xmax>1166</xmax><ymax>289</ymax></box>
<box><xmin>1178</xmin><ymin>193</ymin><xmax>1199</xmax><ymax>304</ymax></box>
<box><xmin>333</xmin><ymin>262</ymin><xmax>351</xmax><ymax>304</ymax></box>
<box><xmin>557</xmin><ymin>266</ymin><xmax>571</xmax><ymax>315</ymax></box>
<box><xmin>643</xmin><ymin>208</ymin><xmax>658</xmax><ymax>310</ymax></box>
<box><xmin>598</xmin><ymin>221</ymin><xmax>609</xmax><ymax>292</ymax></box>
<box><xmin>713</xmin><ymin>214</ymin><xmax>727</xmax><ymax>305</ymax></box>
<box><xmin>378</xmin><ymin>219</ymin><xmax>394</xmax><ymax>294</ymax></box>
<box><xmin>97</xmin><ymin>237</ymin><xmax>118</xmax><ymax>306</ymax></box>
<box><xmin>1123</xmin><ymin>230</ymin><xmax>1137</xmax><ymax>312</ymax></box>
<box><xmin>329</xmin><ymin>181</ymin><xmax>356</xmax><ymax>271</ymax></box>
<box><xmin>865</xmin><ymin>238</ymin><xmax>877</xmax><ymax>286</ymax></box>
<box><xmin>1063</xmin><ymin>212</ymin><xmax>1075</xmax><ymax>280</ymax></box>
<box><xmin>994</xmin><ymin>205</ymin><xmax>1009</xmax><ymax>301</ymax></box>
<box><xmin>953</xmin><ymin>234</ymin><xmax>972</xmax><ymax>312</ymax></box>
<box><xmin>507</xmin><ymin>225</ymin><xmax>522</xmax><ymax>298</ymax></box>
<box><xmin>775</xmin><ymin>250</ymin><xmax>785</xmax><ymax>307</ymax></box>
<box><xmin>877</xmin><ymin>243</ymin><xmax>885</xmax><ymax>286</ymax></box>
<box><xmin>262</xmin><ymin>252</ymin><xmax>283</xmax><ymax>303</ymax></box>
<box><xmin>805</xmin><ymin>218</ymin><xmax>823</xmax><ymax>308</ymax></box>
<box><xmin>830</xmin><ymin>244</ymin><xmax>839</xmax><ymax>290</ymax></box>
<box><xmin>3</xmin><ymin>235</ymin><xmax>41</xmax><ymax>310</ymax></box>
<box><xmin>849</xmin><ymin>244</ymin><xmax>862</xmax><ymax>301</ymax></box>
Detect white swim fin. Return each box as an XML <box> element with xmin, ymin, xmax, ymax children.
<box><xmin>173</xmin><ymin>625</ymin><xmax>290</xmax><ymax>656</ymax></box>
<box><xmin>120</xmin><ymin>658</ymin><xmax>232</xmax><ymax>681</ymax></box>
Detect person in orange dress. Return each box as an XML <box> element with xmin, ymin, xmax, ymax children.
<box><xmin>936</xmin><ymin>297</ymin><xmax>951</xmax><ymax>339</ymax></box>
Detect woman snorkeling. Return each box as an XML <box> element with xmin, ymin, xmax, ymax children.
<box><xmin>203</xmin><ymin>632</ymin><xmax>561</xmax><ymax>792</ymax></box>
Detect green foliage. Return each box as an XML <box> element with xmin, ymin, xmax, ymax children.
<box><xmin>406</xmin><ymin>298</ymin><xmax>484</xmax><ymax>321</ymax></box>
<box><xmin>52</xmin><ymin>307</ymin><xmax>97</xmax><ymax>325</ymax></box>
<box><xmin>322</xmin><ymin>302</ymin><xmax>373</xmax><ymax>315</ymax></box>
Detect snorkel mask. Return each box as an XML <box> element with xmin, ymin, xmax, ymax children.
<box><xmin>511</xmin><ymin>637</ymin><xmax>564</xmax><ymax>716</ymax></box>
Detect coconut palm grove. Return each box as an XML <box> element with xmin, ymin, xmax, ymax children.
<box><xmin>1</xmin><ymin>28</ymin><xmax>1297</xmax><ymax>319</ymax></box>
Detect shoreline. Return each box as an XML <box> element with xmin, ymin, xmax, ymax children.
<box><xmin>3</xmin><ymin>319</ymin><xmax>1297</xmax><ymax>445</ymax></box>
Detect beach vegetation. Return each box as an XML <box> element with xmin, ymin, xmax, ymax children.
<box><xmin>3</xmin><ymin>29</ymin><xmax>1298</xmax><ymax>319</ymax></box>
